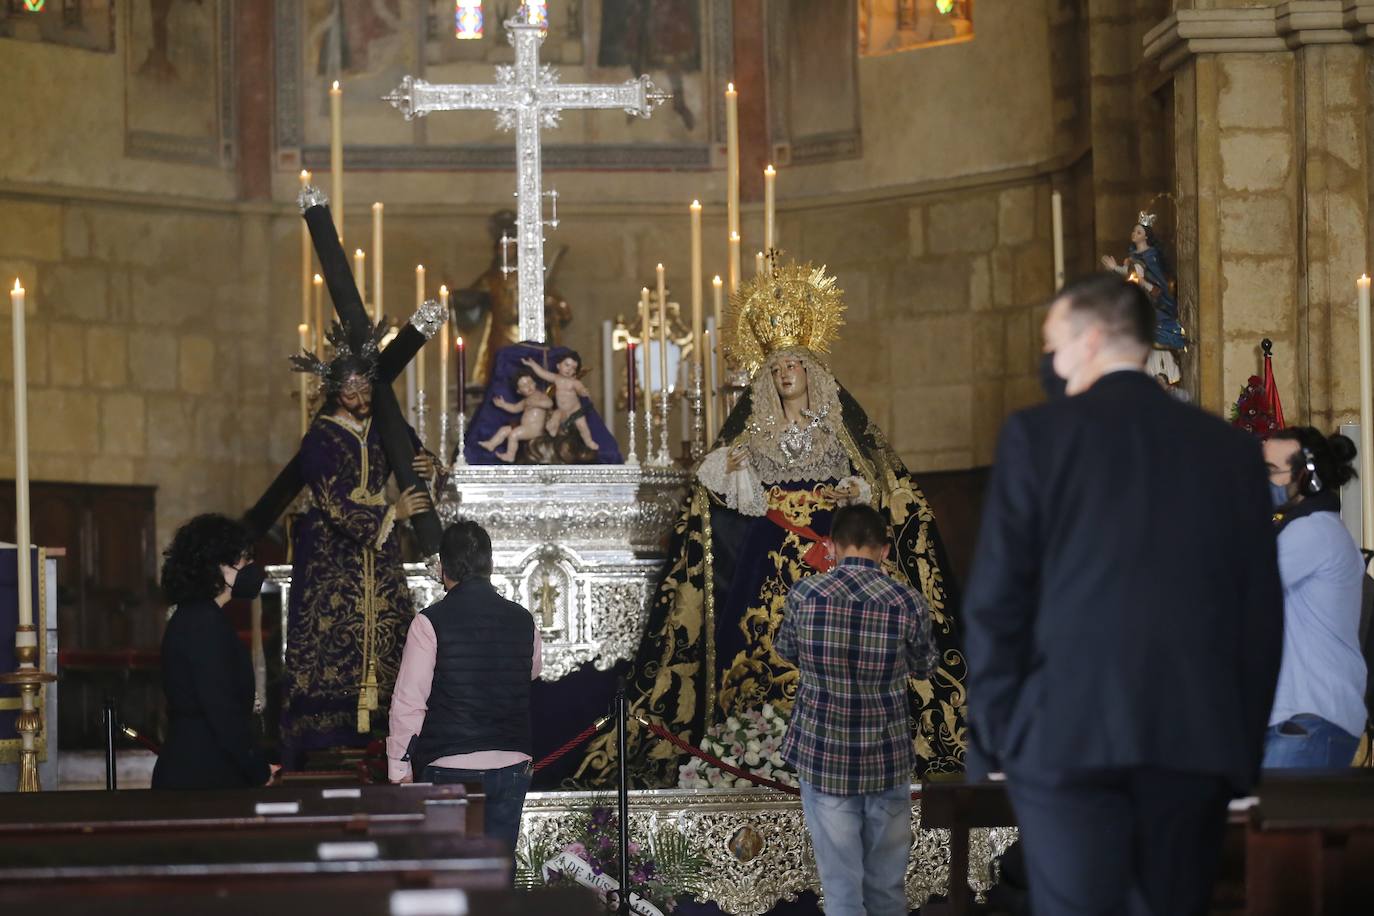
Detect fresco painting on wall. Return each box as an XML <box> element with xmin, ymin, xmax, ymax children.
<box><xmin>282</xmin><ymin>0</ymin><xmax>722</xmax><ymax>170</ymax></box>
<box><xmin>0</xmin><ymin>0</ymin><xmax>115</xmax><ymax>52</ymax></box>
<box><xmin>859</xmin><ymin>0</ymin><xmax>973</xmax><ymax>56</ymax></box>
<box><xmin>125</xmin><ymin>0</ymin><xmax>225</xmax><ymax>165</ymax></box>
<box><xmin>768</xmin><ymin>0</ymin><xmax>862</xmax><ymax>165</ymax></box>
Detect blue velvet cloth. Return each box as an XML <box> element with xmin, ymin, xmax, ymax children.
<box><xmin>1126</xmin><ymin>245</ymin><xmax>1186</xmax><ymax>350</ymax></box>
<box><xmin>462</xmin><ymin>341</ymin><xmax>623</xmax><ymax>465</ymax></box>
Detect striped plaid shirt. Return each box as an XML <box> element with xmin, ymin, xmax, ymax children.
<box><xmin>777</xmin><ymin>557</ymin><xmax>937</xmax><ymax>795</ymax></box>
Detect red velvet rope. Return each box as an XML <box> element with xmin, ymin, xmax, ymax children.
<box><xmin>533</xmin><ymin>718</ymin><xmax>608</xmax><ymax>772</ymax></box>
<box><xmin>636</xmin><ymin>716</ymin><xmax>802</xmax><ymax>796</ymax></box>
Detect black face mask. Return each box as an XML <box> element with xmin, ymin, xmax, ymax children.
<box><xmin>1038</xmin><ymin>351</ymin><xmax>1068</xmax><ymax>401</ymax></box>
<box><xmin>230</xmin><ymin>562</ymin><xmax>267</xmax><ymax>600</ymax></box>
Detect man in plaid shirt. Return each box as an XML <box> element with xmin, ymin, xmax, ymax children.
<box><xmin>777</xmin><ymin>503</ymin><xmax>937</xmax><ymax>916</ymax></box>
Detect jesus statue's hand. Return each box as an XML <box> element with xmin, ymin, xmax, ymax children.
<box><xmin>412</xmin><ymin>454</ymin><xmax>435</xmax><ymax>479</ymax></box>
<box><xmin>395</xmin><ymin>485</ymin><xmax>432</xmax><ymax>520</ymax></box>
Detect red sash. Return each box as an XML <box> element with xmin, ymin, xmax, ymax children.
<box><xmin>765</xmin><ymin>508</ymin><xmax>834</xmax><ymax>572</ymax></box>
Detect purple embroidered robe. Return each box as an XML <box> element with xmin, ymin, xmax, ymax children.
<box><xmin>281</xmin><ymin>414</ymin><xmax>414</xmax><ymax>768</ymax></box>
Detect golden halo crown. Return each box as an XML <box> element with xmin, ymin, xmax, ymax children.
<box><xmin>723</xmin><ymin>255</ymin><xmax>846</xmax><ymax>374</ymax></box>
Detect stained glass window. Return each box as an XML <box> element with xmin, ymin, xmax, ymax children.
<box><xmin>455</xmin><ymin>1</ymin><xmax>482</xmax><ymax>40</ymax></box>
<box><xmin>859</xmin><ymin>0</ymin><xmax>973</xmax><ymax>57</ymax></box>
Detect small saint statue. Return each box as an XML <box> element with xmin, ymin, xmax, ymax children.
<box><xmin>451</xmin><ymin>209</ymin><xmax>572</xmax><ymax>388</ymax></box>
<box><xmin>1102</xmin><ymin>210</ymin><xmax>1186</xmax><ymax>385</ymax></box>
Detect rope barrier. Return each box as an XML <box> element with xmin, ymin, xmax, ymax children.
<box><xmin>634</xmin><ymin>715</ymin><xmax>801</xmax><ymax>796</ymax></box>
<box><xmin>533</xmin><ymin>716</ymin><xmax>609</xmax><ymax>772</ymax></box>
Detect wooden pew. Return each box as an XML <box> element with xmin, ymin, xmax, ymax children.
<box><xmin>0</xmin><ymin>886</ymin><xmax>605</xmax><ymax>916</ymax></box>
<box><xmin>0</xmin><ymin>830</ymin><xmax>511</xmax><ymax>897</ymax></box>
<box><xmin>917</xmin><ymin>778</ymin><xmax>1016</xmax><ymax>915</ymax></box>
<box><xmin>0</xmin><ymin>783</ymin><xmax>484</xmax><ymax>839</ymax></box>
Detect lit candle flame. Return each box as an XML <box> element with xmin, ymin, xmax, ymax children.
<box><xmin>355</xmin><ymin>248</ymin><xmax>364</xmax><ymax>257</ymax></box>
<box><xmin>12</xmin><ymin>278</ymin><xmax>21</xmax><ymax>293</ymax></box>
<box><xmin>313</xmin><ymin>273</ymin><xmax>323</xmax><ymax>284</ymax></box>
<box><xmin>298</xmin><ymin>323</ymin><xmax>309</xmax><ymax>334</ymax></box>
<box><xmin>440</xmin><ymin>284</ymin><xmax>448</xmax><ymax>295</ymax></box>
<box><xmin>456</xmin><ymin>336</ymin><xmax>464</xmax><ymax>348</ymax></box>
<box><xmin>764</xmin><ymin>164</ymin><xmax>776</xmax><ymax>176</ymax></box>
<box><xmin>727</xmin><ymin>82</ymin><xmax>735</xmax><ymax>93</ymax></box>
<box><xmin>300</xmin><ymin>169</ymin><xmax>310</xmax><ymax>181</ymax></box>
<box><xmin>416</xmin><ymin>264</ymin><xmax>424</xmax><ymax>272</ymax></box>
<box><xmin>331</xmin><ymin>80</ymin><xmax>340</xmax><ymax>92</ymax></box>
<box><xmin>713</xmin><ymin>275</ymin><xmax>722</xmax><ymax>285</ymax></box>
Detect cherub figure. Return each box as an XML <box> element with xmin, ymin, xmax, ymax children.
<box><xmin>477</xmin><ymin>368</ymin><xmax>553</xmax><ymax>463</ymax></box>
<box><xmin>521</xmin><ymin>351</ymin><xmax>599</xmax><ymax>452</ymax></box>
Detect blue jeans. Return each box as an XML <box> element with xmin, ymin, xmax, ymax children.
<box><xmin>1262</xmin><ymin>714</ymin><xmax>1360</xmax><ymax>769</ymax></box>
<box><xmin>799</xmin><ymin>780</ymin><xmax>912</xmax><ymax>916</ymax></box>
<box><xmin>423</xmin><ymin>760</ymin><xmax>533</xmax><ymax>854</ymax></box>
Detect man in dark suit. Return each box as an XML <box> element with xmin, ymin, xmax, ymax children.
<box><xmin>963</xmin><ymin>273</ymin><xmax>1284</xmax><ymax>915</ymax></box>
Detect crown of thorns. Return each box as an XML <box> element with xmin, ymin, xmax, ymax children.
<box><xmin>289</xmin><ymin>320</ymin><xmax>386</xmax><ymax>393</ymax></box>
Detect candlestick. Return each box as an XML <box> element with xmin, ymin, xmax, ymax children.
<box><xmin>456</xmin><ymin>335</ymin><xmax>467</xmax><ymax>417</ymax></box>
<box><xmin>728</xmin><ymin>232</ymin><xmax>741</xmax><ymax>295</ymax></box>
<box><xmin>601</xmin><ymin>319</ymin><xmax>615</xmax><ymax>431</ymax></box>
<box><xmin>372</xmin><ymin>202</ymin><xmax>384</xmax><ymax>322</ymax></box>
<box><xmin>659</xmin><ymin>386</ymin><xmax>672</xmax><ymax>466</ymax></box>
<box><xmin>756</xmin><ymin>251</ymin><xmax>765</xmax><ymax>277</ymax></box>
<box><xmin>1360</xmin><ymin>274</ymin><xmax>1372</xmax><ymax>547</ymax></box>
<box><xmin>763</xmin><ymin>164</ymin><xmax>777</xmax><ymax>256</ymax></box>
<box><xmin>626</xmin><ymin>341</ymin><xmax>638</xmax><ymax>415</ymax></box>
<box><xmin>626</xmin><ymin>408</ymin><xmax>639</xmax><ymax>467</ymax></box>
<box><xmin>312</xmin><ymin>273</ymin><xmax>325</xmax><ymax>349</ymax></box>
<box><xmin>656</xmin><ymin>263</ymin><xmax>669</xmax><ymax>402</ymax></box>
<box><xmin>640</xmin><ymin>287</ymin><xmax>653</xmax><ymax>457</ymax></box>
<box><xmin>1051</xmin><ymin>190</ymin><xmax>1065</xmax><ymax>291</ymax></box>
<box><xmin>704</xmin><ymin>327</ymin><xmax>716</xmax><ymax>438</ymax></box>
<box><xmin>329</xmin><ymin>80</ymin><xmax>343</xmax><ymax>243</ymax></box>
<box><xmin>439</xmin><ymin>285</ymin><xmax>450</xmax><ymax>458</ymax></box>
<box><xmin>298</xmin><ymin>323</ymin><xmax>310</xmax><ymax>438</ymax></box>
<box><xmin>689</xmin><ymin>200</ymin><xmax>704</xmax><ymax>386</ymax></box>
<box><xmin>711</xmin><ymin>277</ymin><xmax>724</xmax><ymax>432</ymax></box>
<box><xmin>300</xmin><ymin>171</ymin><xmax>312</xmax><ymax>332</ymax></box>
<box><xmin>10</xmin><ymin>279</ymin><xmax>30</xmax><ymax>630</ymax></box>
<box><xmin>353</xmin><ymin>248</ymin><xmax>366</xmax><ymax>304</ymax></box>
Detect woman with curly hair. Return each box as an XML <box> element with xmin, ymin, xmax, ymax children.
<box><xmin>1263</xmin><ymin>428</ymin><xmax>1369</xmax><ymax>768</ymax></box>
<box><xmin>152</xmin><ymin>513</ymin><xmax>274</xmax><ymax>789</ymax></box>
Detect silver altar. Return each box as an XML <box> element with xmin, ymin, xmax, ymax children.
<box><xmin>520</xmin><ymin>788</ymin><xmax>1018</xmax><ymax>915</ymax></box>
<box><xmin>269</xmin><ymin>464</ymin><xmax>691</xmax><ymax>682</ymax></box>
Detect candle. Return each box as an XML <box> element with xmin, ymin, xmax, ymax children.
<box><xmin>712</xmin><ymin>276</ymin><xmax>724</xmax><ymax>428</ymax></box>
<box><xmin>726</xmin><ymin>83</ymin><xmax>739</xmax><ymax>245</ymax></box>
<box><xmin>10</xmin><ymin>279</ymin><xmax>30</xmax><ymax>630</ymax></box>
<box><xmin>298</xmin><ymin>323</ymin><xmax>310</xmax><ymax>438</ymax></box>
<box><xmin>626</xmin><ymin>341</ymin><xmax>638</xmax><ymax>415</ymax></box>
<box><xmin>763</xmin><ymin>164</ymin><xmax>777</xmax><ymax>256</ymax></box>
<box><xmin>1051</xmin><ymin>190</ymin><xmax>1065</xmax><ymax>291</ymax></box>
<box><xmin>372</xmin><ymin>202</ymin><xmax>384</xmax><ymax>322</ymax></box>
<box><xmin>300</xmin><ymin>171</ymin><xmax>312</xmax><ymax>332</ymax></box>
<box><xmin>656</xmin><ymin>264</ymin><xmax>669</xmax><ymax>400</ymax></box>
<box><xmin>329</xmin><ymin>80</ymin><xmax>343</xmax><ymax>242</ymax></box>
<box><xmin>1360</xmin><ymin>274</ymin><xmax>1372</xmax><ymax>547</ymax></box>
<box><xmin>353</xmin><ymin>248</ymin><xmax>366</xmax><ymax>303</ymax></box>
<box><xmin>439</xmin><ymin>285</ymin><xmax>450</xmax><ymax>437</ymax></box>
<box><xmin>640</xmin><ymin>286</ymin><xmax>652</xmax><ymax>435</ymax></box>
<box><xmin>414</xmin><ymin>265</ymin><xmax>426</xmax><ymax>416</ymax></box>
<box><xmin>728</xmin><ymin>231</ymin><xmax>741</xmax><ymax>295</ymax></box>
<box><xmin>689</xmin><ymin>200</ymin><xmax>704</xmax><ymax>384</ymax></box>
<box><xmin>601</xmin><ymin>319</ymin><xmax>615</xmax><ymax>430</ymax></box>
<box><xmin>455</xmin><ymin>336</ymin><xmax>466</xmax><ymax>416</ymax></box>
<box><xmin>312</xmin><ymin>273</ymin><xmax>324</xmax><ymax>348</ymax></box>
<box><xmin>755</xmin><ymin>251</ymin><xmax>765</xmax><ymax>277</ymax></box>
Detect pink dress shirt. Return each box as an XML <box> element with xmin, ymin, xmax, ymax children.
<box><xmin>387</xmin><ymin>613</ymin><xmax>543</xmax><ymax>783</ymax></box>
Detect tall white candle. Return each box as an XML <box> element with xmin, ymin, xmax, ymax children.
<box><xmin>312</xmin><ymin>273</ymin><xmax>325</xmax><ymax>349</ymax></box>
<box><xmin>690</xmin><ymin>201</ymin><xmax>704</xmax><ymax>384</ymax></box>
<box><xmin>439</xmin><ymin>285</ymin><xmax>450</xmax><ymax>442</ymax></box>
<box><xmin>755</xmin><ymin>251</ymin><xmax>765</xmax><ymax>277</ymax></box>
<box><xmin>330</xmin><ymin>81</ymin><xmax>344</xmax><ymax>243</ymax></box>
<box><xmin>1051</xmin><ymin>190</ymin><xmax>1065</xmax><ymax>291</ymax></box>
<box><xmin>712</xmin><ymin>276</ymin><xmax>724</xmax><ymax>429</ymax></box>
<box><xmin>704</xmin><ymin>325</ymin><xmax>716</xmax><ymax>437</ymax></box>
<box><xmin>728</xmin><ymin>231</ymin><xmax>741</xmax><ymax>295</ymax></box>
<box><xmin>726</xmin><ymin>83</ymin><xmax>740</xmax><ymax>243</ymax></box>
<box><xmin>413</xmin><ymin>265</ymin><xmax>426</xmax><ymax>420</ymax></box>
<box><xmin>640</xmin><ymin>286</ymin><xmax>653</xmax><ymax>446</ymax></box>
<box><xmin>353</xmin><ymin>249</ymin><xmax>366</xmax><ymax>303</ymax></box>
<box><xmin>10</xmin><ymin>279</ymin><xmax>31</xmax><ymax>631</ymax></box>
<box><xmin>1360</xmin><ymin>274</ymin><xmax>1373</xmax><ymax>547</ymax></box>
<box><xmin>601</xmin><ymin>319</ymin><xmax>615</xmax><ymax>430</ymax></box>
<box><xmin>372</xmin><ymin>202</ymin><xmax>384</xmax><ymax>323</ymax></box>
<box><xmin>763</xmin><ymin>165</ymin><xmax>777</xmax><ymax>256</ymax></box>
<box><xmin>656</xmin><ymin>264</ymin><xmax>669</xmax><ymax>398</ymax></box>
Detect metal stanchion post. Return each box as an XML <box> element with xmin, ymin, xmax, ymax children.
<box><xmin>103</xmin><ymin>695</ymin><xmax>118</xmax><ymax>791</ymax></box>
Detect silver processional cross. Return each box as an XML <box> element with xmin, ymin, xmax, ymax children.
<box><xmin>384</xmin><ymin>12</ymin><xmax>667</xmax><ymax>344</ymax></box>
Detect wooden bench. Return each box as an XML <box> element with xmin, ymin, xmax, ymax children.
<box><xmin>0</xmin><ymin>783</ymin><xmax>484</xmax><ymax>839</ymax></box>
<box><xmin>917</xmin><ymin>778</ymin><xmax>1017</xmax><ymax>915</ymax></box>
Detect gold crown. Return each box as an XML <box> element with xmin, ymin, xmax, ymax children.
<box><xmin>723</xmin><ymin>256</ymin><xmax>846</xmax><ymax>374</ymax></box>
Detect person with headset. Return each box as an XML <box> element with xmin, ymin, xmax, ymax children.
<box><xmin>1263</xmin><ymin>427</ymin><xmax>1369</xmax><ymax>768</ymax></box>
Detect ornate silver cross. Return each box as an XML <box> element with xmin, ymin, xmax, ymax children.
<box><xmin>385</xmin><ymin>12</ymin><xmax>667</xmax><ymax>344</ymax></box>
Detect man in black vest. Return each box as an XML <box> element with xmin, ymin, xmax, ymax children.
<box><xmin>963</xmin><ymin>273</ymin><xmax>1283</xmax><ymax>915</ymax></box>
<box><xmin>387</xmin><ymin>520</ymin><xmax>541</xmax><ymax>854</ymax></box>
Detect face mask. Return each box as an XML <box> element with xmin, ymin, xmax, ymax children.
<box><xmin>1269</xmin><ymin>482</ymin><xmax>1290</xmax><ymax>508</ymax></box>
<box><xmin>230</xmin><ymin>562</ymin><xmax>267</xmax><ymax>600</ymax></box>
<box><xmin>1038</xmin><ymin>352</ymin><xmax>1068</xmax><ymax>401</ymax></box>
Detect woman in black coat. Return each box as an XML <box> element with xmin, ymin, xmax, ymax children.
<box><xmin>152</xmin><ymin>514</ymin><xmax>273</xmax><ymax>789</ymax></box>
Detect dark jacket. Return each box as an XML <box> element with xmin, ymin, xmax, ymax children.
<box><xmin>963</xmin><ymin>371</ymin><xmax>1283</xmax><ymax>792</ymax></box>
<box><xmin>410</xmin><ymin>577</ymin><xmax>535</xmax><ymax>772</ymax></box>
<box><xmin>152</xmin><ymin>598</ymin><xmax>269</xmax><ymax>789</ymax></box>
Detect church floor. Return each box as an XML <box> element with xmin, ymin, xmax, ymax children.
<box><xmin>57</xmin><ymin>749</ymin><xmax>155</xmax><ymax>791</ymax></box>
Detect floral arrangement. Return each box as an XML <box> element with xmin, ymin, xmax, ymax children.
<box><xmin>517</xmin><ymin>803</ymin><xmax>708</xmax><ymax>914</ymax></box>
<box><xmin>1230</xmin><ymin>374</ymin><xmax>1279</xmax><ymax>438</ymax></box>
<box><xmin>678</xmin><ymin>703</ymin><xmax>797</xmax><ymax>790</ymax></box>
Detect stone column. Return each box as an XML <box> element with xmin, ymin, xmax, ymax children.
<box><xmin>1147</xmin><ymin>2</ymin><xmax>1374</xmax><ymax>420</ymax></box>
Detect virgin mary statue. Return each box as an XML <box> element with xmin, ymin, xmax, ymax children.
<box><xmin>576</xmin><ymin>260</ymin><xmax>967</xmax><ymax>788</ymax></box>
